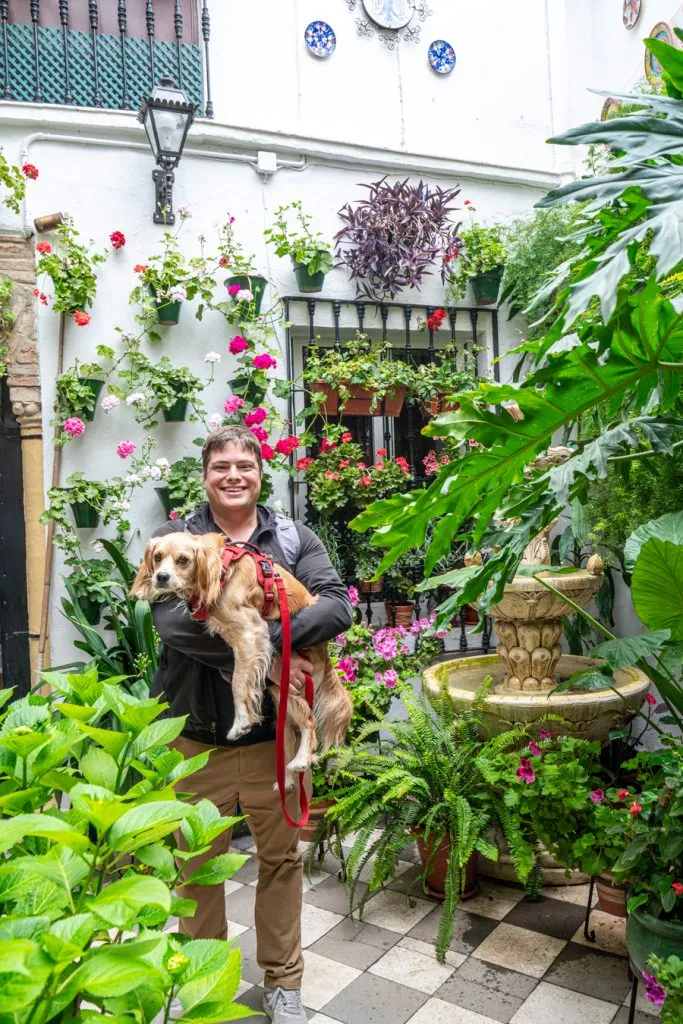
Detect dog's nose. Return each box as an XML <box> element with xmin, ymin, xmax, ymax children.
<box><xmin>155</xmin><ymin>571</ymin><xmax>171</xmax><ymax>586</ymax></box>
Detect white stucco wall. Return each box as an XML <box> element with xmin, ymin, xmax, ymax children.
<box><xmin>0</xmin><ymin>0</ymin><xmax>675</xmax><ymax>665</ymax></box>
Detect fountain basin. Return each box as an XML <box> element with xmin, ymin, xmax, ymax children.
<box><xmin>423</xmin><ymin>653</ymin><xmax>650</xmax><ymax>741</ymax></box>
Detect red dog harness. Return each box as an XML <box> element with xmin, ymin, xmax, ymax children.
<box><xmin>190</xmin><ymin>541</ymin><xmax>314</xmax><ymax>829</ymax></box>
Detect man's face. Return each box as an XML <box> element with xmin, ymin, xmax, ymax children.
<box><xmin>204</xmin><ymin>443</ymin><xmax>262</xmax><ymax>515</ymax></box>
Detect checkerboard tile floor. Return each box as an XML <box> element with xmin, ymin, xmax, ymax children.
<box><xmin>225</xmin><ymin>834</ymin><xmax>660</xmax><ymax>1024</ymax></box>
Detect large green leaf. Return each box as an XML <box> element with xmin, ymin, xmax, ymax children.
<box><xmin>128</xmin><ymin>717</ymin><xmax>186</xmax><ymax>759</ymax></box>
<box><xmin>176</xmin><ymin>945</ymin><xmax>242</xmax><ymax>1018</ymax></box>
<box><xmin>87</xmin><ymin>875</ymin><xmax>171</xmax><ymax>928</ymax></box>
<box><xmin>108</xmin><ymin>800</ymin><xmax>190</xmax><ymax>853</ymax></box>
<box><xmin>80</xmin><ymin>746</ymin><xmax>118</xmax><ymax>790</ymax></box>
<box><xmin>631</xmin><ymin>538</ymin><xmax>683</xmax><ymax>640</ymax></box>
<box><xmin>590</xmin><ymin>630</ymin><xmax>671</xmax><ymax>669</ymax></box>
<box><xmin>624</xmin><ymin>511</ymin><xmax>683</xmax><ymax>573</ymax></box>
<box><xmin>0</xmin><ymin>814</ymin><xmax>90</xmax><ymax>854</ymax></box>
<box><xmin>185</xmin><ymin>853</ymin><xmax>250</xmax><ymax>887</ymax></box>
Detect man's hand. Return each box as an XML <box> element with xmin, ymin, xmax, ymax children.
<box><xmin>268</xmin><ymin>652</ymin><xmax>314</xmax><ymax>695</ymax></box>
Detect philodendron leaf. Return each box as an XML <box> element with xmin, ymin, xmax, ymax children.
<box><xmin>625</xmin><ymin>511</ymin><xmax>683</xmax><ymax>573</ymax></box>
<box><xmin>590</xmin><ymin>630</ymin><xmax>671</xmax><ymax>669</ymax></box>
<box><xmin>88</xmin><ymin>875</ymin><xmax>171</xmax><ymax>928</ymax></box>
<box><xmin>632</xmin><ymin>538</ymin><xmax>683</xmax><ymax>640</ymax></box>
<box><xmin>551</xmin><ymin>667</ymin><xmax>615</xmax><ymax>695</ymax></box>
<box><xmin>185</xmin><ymin>853</ymin><xmax>250</xmax><ymax>887</ymax></box>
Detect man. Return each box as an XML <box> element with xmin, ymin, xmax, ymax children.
<box><xmin>150</xmin><ymin>425</ymin><xmax>353</xmax><ymax>1024</ymax></box>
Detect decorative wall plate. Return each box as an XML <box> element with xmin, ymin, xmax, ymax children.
<box><xmin>622</xmin><ymin>0</ymin><xmax>641</xmax><ymax>31</ymax></box>
<box><xmin>644</xmin><ymin>22</ymin><xmax>674</xmax><ymax>85</ymax></box>
<box><xmin>428</xmin><ymin>39</ymin><xmax>456</xmax><ymax>75</ymax></box>
<box><xmin>362</xmin><ymin>0</ymin><xmax>415</xmax><ymax>31</ymax></box>
<box><xmin>304</xmin><ymin>20</ymin><xmax>337</xmax><ymax>58</ymax></box>
<box><xmin>601</xmin><ymin>97</ymin><xmax>621</xmax><ymax>121</ymax></box>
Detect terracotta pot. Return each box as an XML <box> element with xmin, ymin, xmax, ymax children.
<box><xmin>359</xmin><ymin>578</ymin><xmax>383</xmax><ymax>595</ymax></box>
<box><xmin>299</xmin><ymin>799</ymin><xmax>336</xmax><ymax>843</ymax></box>
<box><xmin>462</xmin><ymin>604</ymin><xmax>479</xmax><ymax>626</ymax></box>
<box><xmin>422</xmin><ymin>396</ymin><xmax>460</xmax><ymax>418</ymax></box>
<box><xmin>312</xmin><ymin>383</ymin><xmax>405</xmax><ymax>417</ymax></box>
<box><xmin>596</xmin><ymin>873</ymin><xmax>627</xmax><ymax>917</ymax></box>
<box><xmin>384</xmin><ymin>601</ymin><xmax>415</xmax><ymax>626</ymax></box>
<box><xmin>416</xmin><ymin>834</ymin><xmax>479</xmax><ymax>901</ymax></box>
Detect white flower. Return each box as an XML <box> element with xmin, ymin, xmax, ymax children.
<box><xmin>155</xmin><ymin>457</ymin><xmax>170</xmax><ymax>471</ymax></box>
<box><xmin>140</xmin><ymin>466</ymin><xmax>151</xmax><ymax>478</ymax></box>
<box><xmin>236</xmin><ymin>288</ymin><xmax>253</xmax><ymax>302</ymax></box>
<box><xmin>149</xmin><ymin>466</ymin><xmax>162</xmax><ymax>480</ymax></box>
<box><xmin>126</xmin><ymin>392</ymin><xmax>146</xmax><ymax>406</ymax></box>
<box><xmin>121</xmin><ymin>330</ymin><xmax>135</xmax><ymax>341</ymax></box>
<box><xmin>101</xmin><ymin>395</ymin><xmax>120</xmax><ymax>412</ymax></box>
<box><xmin>207</xmin><ymin>413</ymin><xmax>223</xmax><ymax>430</ymax></box>
<box><xmin>169</xmin><ymin>285</ymin><xmax>187</xmax><ymax>303</ymax></box>
<box><xmin>92</xmin><ymin>541</ymin><xmax>104</xmax><ymax>553</ymax></box>
<box><xmin>204</xmin><ymin>351</ymin><xmax>221</xmax><ymax>364</ymax></box>
<box><xmin>125</xmin><ymin>473</ymin><xmax>141</xmax><ymax>485</ymax></box>
<box><xmin>178</xmin><ymin>205</ymin><xmax>192</xmax><ymax>220</ymax></box>
<box><xmin>115</xmin><ymin>500</ymin><xmax>130</xmax><ymax>512</ymax></box>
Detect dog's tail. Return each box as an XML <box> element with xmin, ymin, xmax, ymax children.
<box><xmin>315</xmin><ymin>655</ymin><xmax>354</xmax><ymax>751</ymax></box>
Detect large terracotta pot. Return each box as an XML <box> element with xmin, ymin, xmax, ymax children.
<box><xmin>416</xmin><ymin>834</ymin><xmax>479</xmax><ymax>901</ymax></box>
<box><xmin>312</xmin><ymin>383</ymin><xmax>405</xmax><ymax>417</ymax></box>
<box><xmin>596</xmin><ymin>873</ymin><xmax>627</xmax><ymax>917</ymax></box>
<box><xmin>627</xmin><ymin>903</ymin><xmax>683</xmax><ymax>975</ymax></box>
<box><xmin>384</xmin><ymin>601</ymin><xmax>415</xmax><ymax>626</ymax></box>
<box><xmin>299</xmin><ymin>799</ymin><xmax>336</xmax><ymax>843</ymax></box>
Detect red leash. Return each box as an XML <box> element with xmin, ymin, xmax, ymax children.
<box><xmin>191</xmin><ymin>541</ymin><xmax>314</xmax><ymax>829</ymax></box>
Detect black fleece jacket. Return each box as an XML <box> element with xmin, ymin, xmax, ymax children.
<box><xmin>149</xmin><ymin>503</ymin><xmax>353</xmax><ymax>746</ymax></box>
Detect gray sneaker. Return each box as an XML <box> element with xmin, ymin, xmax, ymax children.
<box><xmin>263</xmin><ymin>986</ymin><xmax>308</xmax><ymax>1023</ymax></box>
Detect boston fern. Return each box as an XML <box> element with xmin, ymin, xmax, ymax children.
<box><xmin>0</xmin><ymin>668</ymin><xmax>250</xmax><ymax>1023</ymax></box>
<box><xmin>325</xmin><ymin>685</ymin><xmax>531</xmax><ymax>962</ymax></box>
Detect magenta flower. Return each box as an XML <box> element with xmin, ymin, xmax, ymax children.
<box><xmin>590</xmin><ymin>789</ymin><xmax>605</xmax><ymax>804</ymax></box>
<box><xmin>539</xmin><ymin>728</ymin><xmax>555</xmax><ymax>741</ymax></box>
<box><xmin>348</xmin><ymin>586</ymin><xmax>360</xmax><ymax>608</ymax></box>
<box><xmin>229</xmin><ymin>335</ymin><xmax>249</xmax><ymax>355</ymax></box>
<box><xmin>227</xmin><ymin>283</ymin><xmax>241</xmax><ymax>296</ymax></box>
<box><xmin>244</xmin><ymin>406</ymin><xmax>268</xmax><ymax>427</ymax></box>
<box><xmin>252</xmin><ymin>353</ymin><xmax>277</xmax><ymax>370</ymax></box>
<box><xmin>63</xmin><ymin>417</ymin><xmax>85</xmax><ymax>438</ymax></box>
<box><xmin>249</xmin><ymin>425</ymin><xmax>269</xmax><ymax>443</ymax></box>
<box><xmin>516</xmin><ymin>758</ymin><xmax>535</xmax><ymax>785</ymax></box>
<box><xmin>383</xmin><ymin>669</ymin><xmax>399</xmax><ymax>689</ymax></box>
<box><xmin>528</xmin><ymin>741</ymin><xmax>542</xmax><ymax>757</ymax></box>
<box><xmin>116</xmin><ymin>440</ymin><xmax>136</xmax><ymax>459</ymax></box>
<box><xmin>169</xmin><ymin>510</ymin><xmax>178</xmax><ymax>520</ymax></box>
<box><xmin>642</xmin><ymin>972</ymin><xmax>666</xmax><ymax>1009</ymax></box>
<box><xmin>224</xmin><ymin>395</ymin><xmax>245</xmax><ymax>415</ymax></box>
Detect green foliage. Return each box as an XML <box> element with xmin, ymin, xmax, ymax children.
<box><xmin>325</xmin><ymin>686</ymin><xmax>530</xmax><ymax>962</ymax></box>
<box><xmin>36</xmin><ymin>219</ymin><xmax>107</xmax><ymax>316</ymax></box>
<box><xmin>302</xmin><ymin>336</ymin><xmax>418</xmax><ymax>416</ymax></box>
<box><xmin>130</xmin><ymin>226</ymin><xmax>215</xmax><ymax>328</ymax></box>
<box><xmin>447</xmin><ymin>209</ymin><xmax>508</xmax><ymax>301</ymax></box>
<box><xmin>406</xmin><ymin>345</ymin><xmax>481</xmax><ymax>407</ymax></box>
<box><xmin>0</xmin><ymin>150</ymin><xmax>26</xmax><ymax>214</ymax></box>
<box><xmin>264</xmin><ymin>201</ymin><xmax>333</xmax><ymax>276</ymax></box>
<box><xmin>166</xmin><ymin>456</ymin><xmax>206</xmax><ymax>518</ymax></box>
<box><xmin>0</xmin><ymin>277</ymin><xmax>14</xmax><ymax>377</ymax></box>
<box><xmin>304</xmin><ymin>433</ymin><xmax>412</xmax><ymax>516</ymax></box>
<box><xmin>645</xmin><ymin>955</ymin><xmax>683</xmax><ymax>1023</ymax></box>
<box><xmin>112</xmin><ymin>352</ymin><xmax>208</xmax><ymax>429</ymax></box>
<box><xmin>55</xmin><ymin>362</ymin><xmax>107</xmax><ymax>421</ymax></box>
<box><xmin>0</xmin><ymin>667</ymin><xmax>249</xmax><ymax>1023</ymax></box>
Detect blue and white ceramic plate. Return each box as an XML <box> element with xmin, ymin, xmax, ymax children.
<box><xmin>644</xmin><ymin>22</ymin><xmax>674</xmax><ymax>85</ymax></box>
<box><xmin>428</xmin><ymin>39</ymin><xmax>456</xmax><ymax>75</ymax></box>
<box><xmin>305</xmin><ymin>21</ymin><xmax>336</xmax><ymax>58</ymax></box>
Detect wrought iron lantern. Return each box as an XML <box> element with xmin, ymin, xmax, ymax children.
<box><xmin>138</xmin><ymin>76</ymin><xmax>197</xmax><ymax>224</ymax></box>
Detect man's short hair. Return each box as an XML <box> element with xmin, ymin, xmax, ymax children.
<box><xmin>202</xmin><ymin>425</ymin><xmax>263</xmax><ymax>475</ymax></box>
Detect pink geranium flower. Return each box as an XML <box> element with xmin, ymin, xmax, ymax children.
<box><xmin>250</xmin><ymin>425</ymin><xmax>269</xmax><ymax>443</ymax></box>
<box><xmin>261</xmin><ymin>443</ymin><xmax>275</xmax><ymax>460</ymax></box>
<box><xmin>590</xmin><ymin>789</ymin><xmax>605</xmax><ymax>804</ymax></box>
<box><xmin>224</xmin><ymin>396</ymin><xmax>245</xmax><ymax>415</ymax></box>
<box><xmin>63</xmin><ymin>417</ymin><xmax>85</xmax><ymax>438</ymax></box>
<box><xmin>348</xmin><ymin>586</ymin><xmax>359</xmax><ymax>608</ymax></box>
<box><xmin>116</xmin><ymin>440</ymin><xmax>136</xmax><ymax>459</ymax></box>
<box><xmin>229</xmin><ymin>335</ymin><xmax>249</xmax><ymax>355</ymax></box>
<box><xmin>228</xmin><ymin>283</ymin><xmax>241</xmax><ymax>295</ymax></box>
<box><xmin>244</xmin><ymin>405</ymin><xmax>267</xmax><ymax>425</ymax></box>
<box><xmin>516</xmin><ymin>758</ymin><xmax>535</xmax><ymax>784</ymax></box>
<box><xmin>252</xmin><ymin>353</ymin><xmax>277</xmax><ymax>370</ymax></box>
<box><xmin>528</xmin><ymin>741</ymin><xmax>542</xmax><ymax>757</ymax></box>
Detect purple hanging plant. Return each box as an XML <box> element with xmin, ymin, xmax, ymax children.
<box><xmin>335</xmin><ymin>177</ymin><xmax>462</xmax><ymax>301</ymax></box>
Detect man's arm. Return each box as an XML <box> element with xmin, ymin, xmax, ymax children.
<box><xmin>268</xmin><ymin>524</ymin><xmax>353</xmax><ymax>652</ymax></box>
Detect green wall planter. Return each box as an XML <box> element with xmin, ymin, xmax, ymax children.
<box><xmin>76</xmin><ymin>596</ymin><xmax>103</xmax><ymax>626</ymax></box>
<box><xmin>225</xmin><ymin>274</ymin><xmax>267</xmax><ymax>317</ymax></box>
<box><xmin>155</xmin><ymin>486</ymin><xmax>172</xmax><ymax>518</ymax></box>
<box><xmin>80</xmin><ymin>378</ymin><xmax>104</xmax><ymax>422</ymax></box>
<box><xmin>228</xmin><ymin>375</ymin><xmax>268</xmax><ymax>405</ymax></box>
<box><xmin>471</xmin><ymin>267</ymin><xmax>503</xmax><ymax>307</ymax></box>
<box><xmin>162</xmin><ymin>397</ymin><xmax>189</xmax><ymax>422</ymax></box>
<box><xmin>292</xmin><ymin>258</ymin><xmax>326</xmax><ymax>294</ymax></box>
<box><xmin>149</xmin><ymin>285</ymin><xmax>182</xmax><ymax>325</ymax></box>
<box><xmin>69</xmin><ymin>500</ymin><xmax>100</xmax><ymax>528</ymax></box>
<box><xmin>627</xmin><ymin>904</ymin><xmax>683</xmax><ymax>975</ymax></box>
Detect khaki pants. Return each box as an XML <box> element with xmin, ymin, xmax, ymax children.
<box><xmin>174</xmin><ymin>735</ymin><xmax>306</xmax><ymax>990</ymax></box>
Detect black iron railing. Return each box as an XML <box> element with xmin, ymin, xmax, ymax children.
<box><xmin>0</xmin><ymin>0</ymin><xmax>210</xmax><ymax>115</ymax></box>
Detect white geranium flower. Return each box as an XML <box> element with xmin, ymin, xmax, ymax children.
<box><xmin>169</xmin><ymin>285</ymin><xmax>187</xmax><ymax>303</ymax></box>
<box><xmin>140</xmin><ymin>466</ymin><xmax>151</xmax><ymax>478</ymax></box>
<box><xmin>92</xmin><ymin>541</ymin><xmax>104</xmax><ymax>553</ymax></box>
<box><xmin>178</xmin><ymin>205</ymin><xmax>192</xmax><ymax>220</ymax></box>
<box><xmin>236</xmin><ymin>288</ymin><xmax>253</xmax><ymax>302</ymax></box>
<box><xmin>155</xmin><ymin>457</ymin><xmax>170</xmax><ymax>471</ymax></box>
<box><xmin>204</xmin><ymin>351</ymin><xmax>221</xmax><ymax>364</ymax></box>
<box><xmin>121</xmin><ymin>330</ymin><xmax>135</xmax><ymax>341</ymax></box>
<box><xmin>101</xmin><ymin>395</ymin><xmax>120</xmax><ymax>412</ymax></box>
<box><xmin>149</xmin><ymin>466</ymin><xmax>162</xmax><ymax>480</ymax></box>
<box><xmin>126</xmin><ymin>392</ymin><xmax>146</xmax><ymax>406</ymax></box>
<box><xmin>207</xmin><ymin>413</ymin><xmax>223</xmax><ymax>430</ymax></box>
<box><xmin>115</xmin><ymin>501</ymin><xmax>130</xmax><ymax>512</ymax></box>
<box><xmin>125</xmin><ymin>473</ymin><xmax>141</xmax><ymax>485</ymax></box>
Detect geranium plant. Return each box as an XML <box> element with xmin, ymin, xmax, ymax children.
<box><xmin>335</xmin><ymin>177</ymin><xmax>462</xmax><ymax>300</ymax></box>
<box><xmin>301</xmin><ymin>433</ymin><xmax>412</xmax><ymax>516</ymax></box>
<box><xmin>643</xmin><ymin>955</ymin><xmax>683</xmax><ymax>1022</ymax></box>
<box><xmin>407</xmin><ymin>345</ymin><xmax>481</xmax><ymax>412</ymax></box>
<box><xmin>302</xmin><ymin>335</ymin><xmax>417</xmax><ymax>416</ymax></box>
<box><xmin>34</xmin><ymin>217</ymin><xmax>108</xmax><ymax>317</ymax></box>
<box><xmin>447</xmin><ymin>205</ymin><xmax>509</xmax><ymax>301</ymax></box>
<box><xmin>264</xmin><ymin>200</ymin><xmax>334</xmax><ymax>277</ymax></box>
<box><xmin>113</xmin><ymin>352</ymin><xmax>209</xmax><ymax>429</ymax></box>
<box><xmin>0</xmin><ymin>149</ymin><xmax>34</xmax><ymax>213</ymax></box>
<box><xmin>130</xmin><ymin>224</ymin><xmax>214</xmax><ymax>332</ymax></box>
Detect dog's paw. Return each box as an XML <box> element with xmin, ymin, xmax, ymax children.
<box><xmin>272</xmin><ymin>773</ymin><xmax>296</xmax><ymax>792</ymax></box>
<box><xmin>286</xmin><ymin>755</ymin><xmax>310</xmax><ymax>775</ymax></box>
<box><xmin>227</xmin><ymin>714</ymin><xmax>253</xmax><ymax>741</ymax></box>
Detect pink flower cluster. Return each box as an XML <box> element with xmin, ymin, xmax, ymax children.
<box><xmin>224</xmin><ymin>395</ymin><xmax>245</xmax><ymax>415</ymax></box>
<box><xmin>252</xmin><ymin>353</ymin><xmax>277</xmax><ymax>370</ymax></box>
<box><xmin>250</xmin><ymin>425</ymin><xmax>268</xmax><ymax>442</ymax></box>
<box><xmin>244</xmin><ymin>406</ymin><xmax>268</xmax><ymax>426</ymax></box>
<box><xmin>375</xmin><ymin>668</ymin><xmax>399</xmax><ymax>689</ymax></box>
<box><xmin>63</xmin><ymin>417</ymin><xmax>85</xmax><ymax>438</ymax></box>
<box><xmin>372</xmin><ymin>627</ymin><xmax>409</xmax><ymax>661</ymax></box>
<box><xmin>116</xmin><ymin>440</ymin><xmax>136</xmax><ymax>459</ymax></box>
<box><xmin>348</xmin><ymin>586</ymin><xmax>360</xmax><ymax>608</ymax></box>
<box><xmin>229</xmin><ymin>335</ymin><xmax>249</xmax><ymax>355</ymax></box>
<box><xmin>337</xmin><ymin>656</ymin><xmax>359</xmax><ymax>683</ymax></box>
<box><xmin>227</xmin><ymin>283</ymin><xmax>241</xmax><ymax>296</ymax></box>
<box><xmin>517</xmin><ymin>758</ymin><xmax>535</xmax><ymax>784</ymax></box>
<box><xmin>423</xmin><ymin>450</ymin><xmax>451</xmax><ymax>476</ymax></box>
<box><xmin>276</xmin><ymin>435</ymin><xmax>300</xmax><ymax>457</ymax></box>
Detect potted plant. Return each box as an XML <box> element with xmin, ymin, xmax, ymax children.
<box><xmin>641</xmin><ymin>954</ymin><xmax>683</xmax><ymax>1022</ymax></box>
<box><xmin>408</xmin><ymin>345</ymin><xmax>480</xmax><ymax>418</ymax></box>
<box><xmin>383</xmin><ymin>546</ymin><xmax>429</xmax><ymax>625</ymax></box>
<box><xmin>131</xmin><ymin>227</ymin><xmax>213</xmax><ymax>327</ymax></box>
<box><xmin>115</xmin><ymin>353</ymin><xmax>207</xmax><ymax>427</ymax></box>
<box><xmin>327</xmin><ymin>684</ymin><xmax>533</xmax><ymax>961</ymax></box>
<box><xmin>216</xmin><ymin>214</ymin><xmax>268</xmax><ymax>318</ymax></box>
<box><xmin>335</xmin><ymin>177</ymin><xmax>461</xmax><ymax>301</ymax></box>
<box><xmin>64</xmin><ymin>556</ymin><xmax>118</xmax><ymax>625</ymax></box>
<box><xmin>55</xmin><ymin>353</ymin><xmax>112</xmax><ymax>423</ymax></box>
<box><xmin>34</xmin><ymin>216</ymin><xmax>108</xmax><ymax>317</ymax></box>
<box><xmin>41</xmin><ymin>473</ymin><xmax>108</xmax><ymax>529</ymax></box>
<box><xmin>447</xmin><ymin>205</ymin><xmax>509</xmax><ymax>306</ymax></box>
<box><xmin>156</xmin><ymin>455</ymin><xmax>205</xmax><ymax>519</ymax></box>
<box><xmin>303</xmin><ymin>336</ymin><xmax>416</xmax><ymax>417</ymax></box>
<box><xmin>264</xmin><ymin>200</ymin><xmax>334</xmax><ymax>293</ymax></box>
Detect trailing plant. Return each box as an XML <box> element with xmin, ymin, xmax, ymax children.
<box><xmin>326</xmin><ymin>685</ymin><xmax>530</xmax><ymax>962</ymax></box>
<box><xmin>0</xmin><ymin>149</ymin><xmax>31</xmax><ymax>214</ymax></box>
<box><xmin>0</xmin><ymin>276</ymin><xmax>13</xmax><ymax>376</ymax></box>
<box><xmin>447</xmin><ymin>205</ymin><xmax>508</xmax><ymax>301</ymax></box>
<box><xmin>301</xmin><ymin>432</ymin><xmax>412</xmax><ymax>516</ymax></box>
<box><xmin>0</xmin><ymin>667</ymin><xmax>250</xmax><ymax>1023</ymax></box>
<box><xmin>407</xmin><ymin>345</ymin><xmax>481</xmax><ymax>410</ymax></box>
<box><xmin>34</xmin><ymin>218</ymin><xmax>108</xmax><ymax>318</ymax></box>
<box><xmin>130</xmin><ymin>223</ymin><xmax>214</xmax><ymax>333</ymax></box>
<box><xmin>55</xmin><ymin>359</ymin><xmax>108</xmax><ymax>421</ymax></box>
<box><xmin>264</xmin><ymin>200</ymin><xmax>334</xmax><ymax>276</ymax></box>
<box><xmin>643</xmin><ymin>955</ymin><xmax>683</xmax><ymax>1022</ymax></box>
<box><xmin>302</xmin><ymin>336</ymin><xmax>417</xmax><ymax>416</ymax></box>
<box><xmin>335</xmin><ymin>178</ymin><xmax>461</xmax><ymax>301</ymax></box>
<box><xmin>114</xmin><ymin>352</ymin><xmax>209</xmax><ymax>429</ymax></box>
<box><xmin>163</xmin><ymin>456</ymin><xmax>206</xmax><ymax>519</ymax></box>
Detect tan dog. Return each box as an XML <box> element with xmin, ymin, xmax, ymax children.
<box><xmin>131</xmin><ymin>532</ymin><xmax>353</xmax><ymax>785</ymax></box>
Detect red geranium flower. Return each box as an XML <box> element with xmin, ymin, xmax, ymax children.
<box><xmin>672</xmin><ymin>882</ymin><xmax>683</xmax><ymax>896</ymax></box>
<box><xmin>72</xmin><ymin>311</ymin><xmax>91</xmax><ymax>326</ymax></box>
<box><xmin>133</xmin><ymin>264</ymin><xmax>148</xmax><ymax>274</ymax></box>
<box><xmin>22</xmin><ymin>163</ymin><xmax>39</xmax><ymax>180</ymax></box>
<box><xmin>261</xmin><ymin>443</ymin><xmax>275</xmax><ymax>461</ymax></box>
<box><xmin>628</xmin><ymin>801</ymin><xmax>642</xmax><ymax>816</ymax></box>
<box><xmin>341</xmin><ymin>432</ymin><xmax>353</xmax><ymax>443</ymax></box>
<box><xmin>110</xmin><ymin>230</ymin><xmax>126</xmax><ymax>250</ymax></box>
<box><xmin>617</xmin><ymin>789</ymin><xmax>630</xmax><ymax>801</ymax></box>
<box><xmin>36</xmin><ymin>241</ymin><xmax>51</xmax><ymax>254</ymax></box>
<box><xmin>645</xmin><ymin>693</ymin><xmax>657</xmax><ymax>706</ymax></box>
<box><xmin>377</xmin><ymin>448</ymin><xmax>387</xmax><ymax>457</ymax></box>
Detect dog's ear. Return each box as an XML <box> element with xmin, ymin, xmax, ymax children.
<box><xmin>130</xmin><ymin>542</ymin><xmax>156</xmax><ymax>600</ymax></box>
<box><xmin>194</xmin><ymin>536</ymin><xmax>224</xmax><ymax>609</ymax></box>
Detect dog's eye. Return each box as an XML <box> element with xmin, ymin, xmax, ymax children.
<box><xmin>153</xmin><ymin>553</ymin><xmax>162</xmax><ymax>564</ymax></box>
<box><xmin>176</xmin><ymin>556</ymin><xmax>189</xmax><ymax>566</ymax></box>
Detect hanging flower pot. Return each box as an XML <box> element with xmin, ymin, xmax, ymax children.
<box><xmin>416</xmin><ymin>834</ymin><xmax>479</xmax><ymax>901</ymax></box>
<box><xmin>155</xmin><ymin>486</ymin><xmax>173</xmax><ymax>518</ymax></box>
<box><xmin>228</xmin><ymin>374</ymin><xmax>268</xmax><ymax>406</ymax></box>
<box><xmin>149</xmin><ymin>285</ymin><xmax>182</xmax><ymax>326</ymax></box>
<box><xmin>292</xmin><ymin>257</ymin><xmax>326</xmax><ymax>294</ymax></box>
<box><xmin>225</xmin><ymin>274</ymin><xmax>267</xmax><ymax>317</ymax></box>
<box><xmin>79</xmin><ymin>378</ymin><xmax>104</xmax><ymax>422</ymax></box>
<box><xmin>313</xmin><ymin>383</ymin><xmax>405</xmax><ymax>418</ymax></box>
<box><xmin>76</xmin><ymin>595</ymin><xmax>103</xmax><ymax>626</ymax></box>
<box><xmin>162</xmin><ymin>396</ymin><xmax>189</xmax><ymax>422</ymax></box>
<box><xmin>471</xmin><ymin>267</ymin><xmax>504</xmax><ymax>307</ymax></box>
<box><xmin>422</xmin><ymin>396</ymin><xmax>460</xmax><ymax>418</ymax></box>
<box><xmin>69</xmin><ymin>499</ymin><xmax>100</xmax><ymax>528</ymax></box>
<box><xmin>384</xmin><ymin>600</ymin><xmax>415</xmax><ymax>626</ymax></box>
